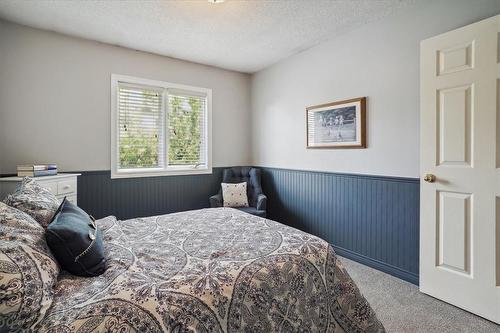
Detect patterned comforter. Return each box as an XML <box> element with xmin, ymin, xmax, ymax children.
<box><xmin>36</xmin><ymin>208</ymin><xmax>384</xmax><ymax>332</ymax></box>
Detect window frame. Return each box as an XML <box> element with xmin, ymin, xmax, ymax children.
<box><xmin>111</xmin><ymin>74</ymin><xmax>212</xmax><ymax>179</ymax></box>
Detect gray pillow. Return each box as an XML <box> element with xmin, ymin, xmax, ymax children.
<box><xmin>4</xmin><ymin>177</ymin><xmax>60</xmax><ymax>228</ymax></box>
<box><xmin>0</xmin><ymin>202</ymin><xmax>59</xmax><ymax>331</ymax></box>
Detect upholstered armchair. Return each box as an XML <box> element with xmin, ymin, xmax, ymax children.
<box><xmin>210</xmin><ymin>167</ymin><xmax>267</xmax><ymax>217</ymax></box>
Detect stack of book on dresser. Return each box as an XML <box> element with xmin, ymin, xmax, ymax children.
<box><xmin>17</xmin><ymin>164</ymin><xmax>57</xmax><ymax>177</ymax></box>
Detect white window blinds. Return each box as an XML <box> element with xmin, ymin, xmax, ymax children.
<box><xmin>112</xmin><ymin>75</ymin><xmax>211</xmax><ymax>178</ymax></box>
<box><xmin>167</xmin><ymin>90</ymin><xmax>207</xmax><ymax>167</ymax></box>
<box><xmin>118</xmin><ymin>84</ymin><xmax>164</xmax><ymax>170</ymax></box>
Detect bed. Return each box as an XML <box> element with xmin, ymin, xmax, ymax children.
<box><xmin>3</xmin><ymin>206</ymin><xmax>384</xmax><ymax>332</ymax></box>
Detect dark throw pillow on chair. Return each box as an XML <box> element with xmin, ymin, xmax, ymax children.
<box><xmin>46</xmin><ymin>197</ymin><xmax>106</xmax><ymax>276</ymax></box>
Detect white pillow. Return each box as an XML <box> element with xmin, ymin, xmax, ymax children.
<box><xmin>221</xmin><ymin>182</ymin><xmax>249</xmax><ymax>208</ymax></box>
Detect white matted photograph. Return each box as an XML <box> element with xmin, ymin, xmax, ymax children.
<box><xmin>306</xmin><ymin>97</ymin><xmax>366</xmax><ymax>148</ymax></box>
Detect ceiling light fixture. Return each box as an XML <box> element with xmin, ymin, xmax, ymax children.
<box><xmin>208</xmin><ymin>0</ymin><xmax>225</xmax><ymax>3</ymax></box>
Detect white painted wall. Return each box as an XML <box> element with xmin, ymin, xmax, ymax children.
<box><xmin>250</xmin><ymin>0</ymin><xmax>500</xmax><ymax>178</ymax></box>
<box><xmin>0</xmin><ymin>20</ymin><xmax>251</xmax><ymax>174</ymax></box>
<box><xmin>2</xmin><ymin>1</ymin><xmax>500</xmax><ymax>177</ymax></box>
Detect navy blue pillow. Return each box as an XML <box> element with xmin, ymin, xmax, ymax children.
<box><xmin>46</xmin><ymin>198</ymin><xmax>105</xmax><ymax>276</ymax></box>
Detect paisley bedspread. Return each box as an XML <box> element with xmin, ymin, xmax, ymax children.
<box><xmin>36</xmin><ymin>207</ymin><xmax>384</xmax><ymax>333</ymax></box>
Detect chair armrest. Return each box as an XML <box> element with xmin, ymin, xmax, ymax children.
<box><xmin>210</xmin><ymin>193</ymin><xmax>223</xmax><ymax>207</ymax></box>
<box><xmin>256</xmin><ymin>194</ymin><xmax>267</xmax><ymax>211</ymax></box>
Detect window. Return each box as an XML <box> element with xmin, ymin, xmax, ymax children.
<box><xmin>111</xmin><ymin>74</ymin><xmax>211</xmax><ymax>178</ymax></box>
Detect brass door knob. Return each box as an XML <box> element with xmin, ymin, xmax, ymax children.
<box><xmin>424</xmin><ymin>174</ymin><xmax>436</xmax><ymax>183</ymax></box>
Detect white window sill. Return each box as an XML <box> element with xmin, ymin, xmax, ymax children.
<box><xmin>111</xmin><ymin>167</ymin><xmax>212</xmax><ymax>179</ymax></box>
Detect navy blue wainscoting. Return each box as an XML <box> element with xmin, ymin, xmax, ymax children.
<box><xmin>77</xmin><ymin>168</ymin><xmax>223</xmax><ymax>220</ymax></box>
<box><xmin>259</xmin><ymin>167</ymin><xmax>420</xmax><ymax>285</ymax></box>
<box><xmin>74</xmin><ymin>166</ymin><xmax>420</xmax><ymax>284</ymax></box>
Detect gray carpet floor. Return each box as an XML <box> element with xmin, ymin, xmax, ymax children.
<box><xmin>339</xmin><ymin>256</ymin><xmax>500</xmax><ymax>333</ymax></box>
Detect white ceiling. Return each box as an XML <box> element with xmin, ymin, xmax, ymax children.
<box><xmin>0</xmin><ymin>0</ymin><xmax>411</xmax><ymax>73</ymax></box>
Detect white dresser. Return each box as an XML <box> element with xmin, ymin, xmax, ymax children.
<box><xmin>0</xmin><ymin>173</ymin><xmax>81</xmax><ymax>204</ymax></box>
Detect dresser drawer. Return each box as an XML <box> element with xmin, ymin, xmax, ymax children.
<box><xmin>57</xmin><ymin>178</ymin><xmax>77</xmax><ymax>195</ymax></box>
<box><xmin>41</xmin><ymin>182</ymin><xmax>58</xmax><ymax>195</ymax></box>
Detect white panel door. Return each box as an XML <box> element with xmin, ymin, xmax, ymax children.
<box><xmin>420</xmin><ymin>14</ymin><xmax>500</xmax><ymax>323</ymax></box>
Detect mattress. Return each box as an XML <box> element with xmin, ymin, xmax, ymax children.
<box><xmin>36</xmin><ymin>207</ymin><xmax>384</xmax><ymax>332</ymax></box>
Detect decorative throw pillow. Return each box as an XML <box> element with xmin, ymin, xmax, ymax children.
<box><xmin>4</xmin><ymin>177</ymin><xmax>60</xmax><ymax>228</ymax></box>
<box><xmin>0</xmin><ymin>202</ymin><xmax>59</xmax><ymax>331</ymax></box>
<box><xmin>221</xmin><ymin>182</ymin><xmax>249</xmax><ymax>208</ymax></box>
<box><xmin>46</xmin><ymin>198</ymin><xmax>106</xmax><ymax>277</ymax></box>
<box><xmin>0</xmin><ymin>201</ymin><xmax>45</xmax><ymax>246</ymax></box>
<box><xmin>0</xmin><ymin>202</ymin><xmax>59</xmax><ymax>264</ymax></box>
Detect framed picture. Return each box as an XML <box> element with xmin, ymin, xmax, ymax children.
<box><xmin>306</xmin><ymin>97</ymin><xmax>366</xmax><ymax>148</ymax></box>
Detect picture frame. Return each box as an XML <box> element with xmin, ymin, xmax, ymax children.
<box><xmin>306</xmin><ymin>97</ymin><xmax>366</xmax><ymax>149</ymax></box>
